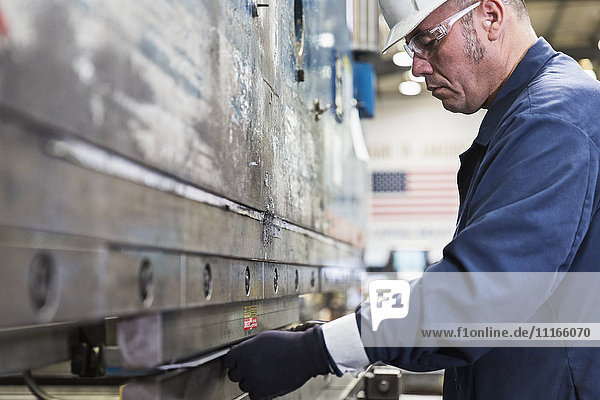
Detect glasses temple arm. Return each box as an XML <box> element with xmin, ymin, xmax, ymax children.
<box><xmin>445</xmin><ymin>1</ymin><xmax>481</xmax><ymax>27</ymax></box>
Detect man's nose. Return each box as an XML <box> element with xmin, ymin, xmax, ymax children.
<box><xmin>411</xmin><ymin>55</ymin><xmax>433</xmax><ymax>77</ymax></box>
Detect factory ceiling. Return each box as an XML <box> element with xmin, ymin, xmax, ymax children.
<box><xmin>375</xmin><ymin>0</ymin><xmax>600</xmax><ymax>95</ymax></box>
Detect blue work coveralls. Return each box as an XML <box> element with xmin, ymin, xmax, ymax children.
<box><xmin>361</xmin><ymin>38</ymin><xmax>600</xmax><ymax>399</ymax></box>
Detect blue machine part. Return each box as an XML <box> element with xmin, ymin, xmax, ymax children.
<box><xmin>352</xmin><ymin>61</ymin><xmax>376</xmax><ymax>118</ymax></box>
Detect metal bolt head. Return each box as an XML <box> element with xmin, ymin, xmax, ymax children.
<box><xmin>377</xmin><ymin>379</ymin><xmax>391</xmax><ymax>393</ymax></box>
<box><xmin>245</xmin><ymin>266</ymin><xmax>251</xmax><ymax>296</ymax></box>
<box><xmin>28</xmin><ymin>253</ymin><xmax>55</xmax><ymax>312</ymax></box>
<box><xmin>139</xmin><ymin>259</ymin><xmax>154</xmax><ymax>307</ymax></box>
<box><xmin>294</xmin><ymin>269</ymin><xmax>299</xmax><ymax>291</ymax></box>
<box><xmin>203</xmin><ymin>264</ymin><xmax>212</xmax><ymax>299</ymax></box>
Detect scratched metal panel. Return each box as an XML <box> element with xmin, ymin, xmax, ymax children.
<box><xmin>0</xmin><ymin>229</ymin><xmax>322</xmax><ymax>326</ymax></box>
<box><xmin>0</xmin><ymin>0</ymin><xmax>365</xmax><ymax>237</ymax></box>
<box><xmin>0</xmin><ymin>0</ymin><xmax>366</xmax><ymax>381</ymax></box>
<box><xmin>0</xmin><ymin>116</ymin><xmax>361</xmax><ymax>265</ymax></box>
<box><xmin>0</xmin><ymin>0</ymin><xmax>268</xmax><ymax>211</ymax></box>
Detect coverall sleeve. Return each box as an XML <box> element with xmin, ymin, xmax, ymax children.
<box><xmin>323</xmin><ymin>113</ymin><xmax>599</xmax><ymax>372</ymax></box>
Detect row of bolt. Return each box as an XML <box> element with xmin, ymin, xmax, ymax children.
<box><xmin>28</xmin><ymin>253</ymin><xmax>317</xmax><ymax>320</ymax></box>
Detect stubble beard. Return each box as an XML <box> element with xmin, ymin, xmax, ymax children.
<box><xmin>461</xmin><ymin>15</ymin><xmax>486</xmax><ymax>62</ymax></box>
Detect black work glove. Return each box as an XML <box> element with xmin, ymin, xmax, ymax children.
<box><xmin>224</xmin><ymin>326</ymin><xmax>336</xmax><ymax>400</ymax></box>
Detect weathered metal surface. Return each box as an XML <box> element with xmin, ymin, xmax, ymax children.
<box><xmin>0</xmin><ymin>0</ymin><xmax>366</xmax><ymax>239</ymax></box>
<box><xmin>0</xmin><ymin>326</ymin><xmax>73</xmax><ymax>375</ymax></box>
<box><xmin>117</xmin><ymin>297</ymin><xmax>299</xmax><ymax>369</ymax></box>
<box><xmin>0</xmin><ymin>120</ymin><xmax>361</xmax><ymax>266</ymax></box>
<box><xmin>0</xmin><ymin>0</ymin><xmax>366</xmax><ymax>391</ymax></box>
<box><xmin>0</xmin><ymin>227</ymin><xmax>331</xmax><ymax>330</ymax></box>
<box><xmin>0</xmin><ymin>225</ymin><xmax>331</xmax><ymax>375</ymax></box>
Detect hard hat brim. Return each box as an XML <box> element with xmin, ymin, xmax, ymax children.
<box><xmin>382</xmin><ymin>0</ymin><xmax>448</xmax><ymax>53</ymax></box>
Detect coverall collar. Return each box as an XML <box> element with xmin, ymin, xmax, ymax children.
<box><xmin>475</xmin><ymin>37</ymin><xmax>557</xmax><ymax>146</ymax></box>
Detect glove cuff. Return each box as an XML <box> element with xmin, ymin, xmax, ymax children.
<box><xmin>295</xmin><ymin>326</ymin><xmax>341</xmax><ymax>378</ymax></box>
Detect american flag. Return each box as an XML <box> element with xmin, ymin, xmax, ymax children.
<box><xmin>370</xmin><ymin>170</ymin><xmax>459</xmax><ymax>218</ymax></box>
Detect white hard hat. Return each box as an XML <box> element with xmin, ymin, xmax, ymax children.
<box><xmin>379</xmin><ymin>0</ymin><xmax>448</xmax><ymax>53</ymax></box>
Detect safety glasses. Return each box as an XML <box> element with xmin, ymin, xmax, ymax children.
<box><xmin>404</xmin><ymin>1</ymin><xmax>481</xmax><ymax>59</ymax></box>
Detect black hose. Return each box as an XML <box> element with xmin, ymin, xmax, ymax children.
<box><xmin>22</xmin><ymin>371</ymin><xmax>63</xmax><ymax>400</ymax></box>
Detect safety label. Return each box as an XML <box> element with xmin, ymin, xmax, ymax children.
<box><xmin>243</xmin><ymin>304</ymin><xmax>258</xmax><ymax>331</ymax></box>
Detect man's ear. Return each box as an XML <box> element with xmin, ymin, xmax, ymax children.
<box><xmin>479</xmin><ymin>0</ymin><xmax>505</xmax><ymax>41</ymax></box>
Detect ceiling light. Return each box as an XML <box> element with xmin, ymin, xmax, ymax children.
<box><xmin>399</xmin><ymin>81</ymin><xmax>422</xmax><ymax>96</ymax></box>
<box><xmin>598</xmin><ymin>39</ymin><xmax>600</xmax><ymax>51</ymax></box>
<box><xmin>392</xmin><ymin>51</ymin><xmax>412</xmax><ymax>67</ymax></box>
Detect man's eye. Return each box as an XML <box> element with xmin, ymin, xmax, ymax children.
<box><xmin>416</xmin><ymin>35</ymin><xmax>436</xmax><ymax>48</ymax></box>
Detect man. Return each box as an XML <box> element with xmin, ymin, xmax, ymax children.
<box><xmin>225</xmin><ymin>0</ymin><xmax>600</xmax><ymax>398</ymax></box>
